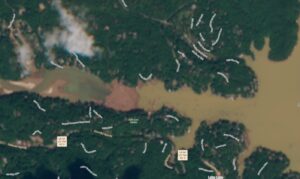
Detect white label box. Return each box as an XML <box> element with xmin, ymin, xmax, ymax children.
<box><xmin>177</xmin><ymin>150</ymin><xmax>188</xmax><ymax>161</ymax></box>
<box><xmin>57</xmin><ymin>136</ymin><xmax>67</xmax><ymax>147</ymax></box>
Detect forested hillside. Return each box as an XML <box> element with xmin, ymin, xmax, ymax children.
<box><xmin>0</xmin><ymin>0</ymin><xmax>299</xmax><ymax>98</ymax></box>
<box><xmin>0</xmin><ymin>92</ymin><xmax>299</xmax><ymax>178</ymax></box>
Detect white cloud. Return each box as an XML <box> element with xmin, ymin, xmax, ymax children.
<box><xmin>13</xmin><ymin>32</ymin><xmax>35</xmax><ymax>77</ymax></box>
<box><xmin>44</xmin><ymin>0</ymin><xmax>95</xmax><ymax>57</ymax></box>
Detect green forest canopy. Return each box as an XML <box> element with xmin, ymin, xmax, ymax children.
<box><xmin>0</xmin><ymin>92</ymin><xmax>299</xmax><ymax>178</ymax></box>
<box><xmin>0</xmin><ymin>0</ymin><xmax>299</xmax><ymax>98</ymax></box>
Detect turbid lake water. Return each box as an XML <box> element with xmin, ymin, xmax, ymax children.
<box><xmin>138</xmin><ymin>37</ymin><xmax>300</xmax><ymax>171</ymax></box>
<box><xmin>0</xmin><ymin>67</ymin><xmax>110</xmax><ymax>102</ymax></box>
<box><xmin>34</xmin><ymin>67</ymin><xmax>110</xmax><ymax>102</ymax></box>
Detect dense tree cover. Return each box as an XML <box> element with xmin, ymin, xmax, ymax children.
<box><xmin>171</xmin><ymin>0</ymin><xmax>300</xmax><ymax>61</ymax></box>
<box><xmin>1</xmin><ymin>0</ymin><xmax>298</xmax><ymax>97</ymax></box>
<box><xmin>45</xmin><ymin>0</ymin><xmax>299</xmax><ymax>94</ymax></box>
<box><xmin>59</xmin><ymin>0</ymin><xmax>258</xmax><ymax>97</ymax></box>
<box><xmin>194</xmin><ymin>120</ymin><xmax>246</xmax><ymax>178</ymax></box>
<box><xmin>0</xmin><ymin>1</ymin><xmax>22</xmax><ymax>80</ymax></box>
<box><xmin>0</xmin><ymin>0</ymin><xmax>60</xmax><ymax>80</ymax></box>
<box><xmin>0</xmin><ymin>92</ymin><xmax>191</xmax><ymax>144</ymax></box>
<box><xmin>0</xmin><ymin>92</ymin><xmax>190</xmax><ymax>178</ymax></box>
<box><xmin>243</xmin><ymin>147</ymin><xmax>299</xmax><ymax>179</ymax></box>
<box><xmin>1</xmin><ymin>92</ymin><xmax>300</xmax><ymax>179</ymax></box>
<box><xmin>0</xmin><ymin>30</ymin><xmax>22</xmax><ymax>80</ymax></box>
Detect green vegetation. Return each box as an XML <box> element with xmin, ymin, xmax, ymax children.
<box><xmin>0</xmin><ymin>92</ymin><xmax>191</xmax><ymax>144</ymax></box>
<box><xmin>0</xmin><ymin>0</ymin><xmax>60</xmax><ymax>80</ymax></box>
<box><xmin>0</xmin><ymin>0</ymin><xmax>22</xmax><ymax>80</ymax></box>
<box><xmin>0</xmin><ymin>30</ymin><xmax>22</xmax><ymax>80</ymax></box>
<box><xmin>243</xmin><ymin>147</ymin><xmax>298</xmax><ymax>179</ymax></box>
<box><xmin>173</xmin><ymin>0</ymin><xmax>300</xmax><ymax>61</ymax></box>
<box><xmin>60</xmin><ymin>0</ymin><xmax>259</xmax><ymax>97</ymax></box>
<box><xmin>1</xmin><ymin>0</ymin><xmax>298</xmax><ymax>97</ymax></box>
<box><xmin>1</xmin><ymin>92</ymin><xmax>299</xmax><ymax>179</ymax></box>
<box><xmin>194</xmin><ymin>120</ymin><xmax>246</xmax><ymax>178</ymax></box>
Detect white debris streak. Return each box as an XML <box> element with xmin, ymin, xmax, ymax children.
<box><xmin>226</xmin><ymin>59</ymin><xmax>240</xmax><ymax>64</ymax></box>
<box><xmin>166</xmin><ymin>115</ymin><xmax>179</xmax><ymax>122</ymax></box>
<box><xmin>61</xmin><ymin>120</ymin><xmax>91</xmax><ymax>126</ymax></box>
<box><xmin>190</xmin><ymin>18</ymin><xmax>194</xmax><ymax>29</ymax></box>
<box><xmin>164</xmin><ymin>154</ymin><xmax>173</xmax><ymax>169</ymax></box>
<box><xmin>224</xmin><ymin>133</ymin><xmax>240</xmax><ymax>142</ymax></box>
<box><xmin>209</xmin><ymin>13</ymin><xmax>216</xmax><ymax>33</ymax></box>
<box><xmin>193</xmin><ymin>44</ymin><xmax>208</xmax><ymax>58</ymax></box>
<box><xmin>197</xmin><ymin>41</ymin><xmax>211</xmax><ymax>52</ymax></box>
<box><xmin>50</xmin><ymin>60</ymin><xmax>64</xmax><ymax>69</ymax></box>
<box><xmin>233</xmin><ymin>158</ymin><xmax>237</xmax><ymax>171</ymax></box>
<box><xmin>257</xmin><ymin>162</ymin><xmax>268</xmax><ymax>176</ymax></box>
<box><xmin>8</xmin><ymin>13</ymin><xmax>16</xmax><ymax>29</ymax></box>
<box><xmin>33</xmin><ymin>100</ymin><xmax>46</xmax><ymax>112</ymax></box>
<box><xmin>72</xmin><ymin>52</ymin><xmax>85</xmax><ymax>68</ymax></box>
<box><xmin>121</xmin><ymin>0</ymin><xmax>128</xmax><ymax>7</ymax></box>
<box><xmin>88</xmin><ymin>106</ymin><xmax>92</xmax><ymax>118</ymax></box>
<box><xmin>93</xmin><ymin>110</ymin><xmax>103</xmax><ymax>119</ymax></box>
<box><xmin>177</xmin><ymin>50</ymin><xmax>186</xmax><ymax>58</ymax></box>
<box><xmin>192</xmin><ymin>50</ymin><xmax>204</xmax><ymax>60</ymax></box>
<box><xmin>93</xmin><ymin>130</ymin><xmax>112</xmax><ymax>138</ymax></box>
<box><xmin>212</xmin><ymin>28</ymin><xmax>223</xmax><ymax>46</ymax></box>
<box><xmin>196</xmin><ymin>14</ymin><xmax>204</xmax><ymax>27</ymax></box>
<box><xmin>80</xmin><ymin>142</ymin><xmax>96</xmax><ymax>154</ymax></box>
<box><xmin>7</xmin><ymin>144</ymin><xmax>27</xmax><ymax>150</ymax></box>
<box><xmin>5</xmin><ymin>172</ymin><xmax>20</xmax><ymax>176</ymax></box>
<box><xmin>175</xmin><ymin>59</ymin><xmax>180</xmax><ymax>73</ymax></box>
<box><xmin>198</xmin><ymin>168</ymin><xmax>214</xmax><ymax>173</ymax></box>
<box><xmin>201</xmin><ymin>139</ymin><xmax>205</xmax><ymax>152</ymax></box>
<box><xmin>217</xmin><ymin>72</ymin><xmax>229</xmax><ymax>83</ymax></box>
<box><xmin>80</xmin><ymin>166</ymin><xmax>98</xmax><ymax>177</ymax></box>
<box><xmin>215</xmin><ymin>144</ymin><xmax>227</xmax><ymax>149</ymax></box>
<box><xmin>199</xmin><ymin>32</ymin><xmax>206</xmax><ymax>42</ymax></box>
<box><xmin>139</xmin><ymin>73</ymin><xmax>153</xmax><ymax>81</ymax></box>
<box><xmin>32</xmin><ymin>130</ymin><xmax>42</xmax><ymax>135</ymax></box>
<box><xmin>142</xmin><ymin>142</ymin><xmax>147</xmax><ymax>154</ymax></box>
<box><xmin>102</xmin><ymin>126</ymin><xmax>113</xmax><ymax>130</ymax></box>
<box><xmin>162</xmin><ymin>143</ymin><xmax>168</xmax><ymax>153</ymax></box>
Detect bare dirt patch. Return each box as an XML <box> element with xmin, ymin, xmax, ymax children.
<box><xmin>104</xmin><ymin>80</ymin><xmax>139</xmax><ymax>111</ymax></box>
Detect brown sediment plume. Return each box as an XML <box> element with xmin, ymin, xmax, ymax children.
<box><xmin>39</xmin><ymin>79</ymin><xmax>71</xmax><ymax>99</ymax></box>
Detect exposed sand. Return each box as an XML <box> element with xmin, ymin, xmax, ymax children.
<box><xmin>8</xmin><ymin>81</ymin><xmax>37</xmax><ymax>90</ymax></box>
<box><xmin>2</xmin><ymin>88</ymin><xmax>13</xmax><ymax>94</ymax></box>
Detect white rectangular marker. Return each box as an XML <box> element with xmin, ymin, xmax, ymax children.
<box><xmin>177</xmin><ymin>150</ymin><xmax>188</xmax><ymax>161</ymax></box>
<box><xmin>57</xmin><ymin>136</ymin><xmax>67</xmax><ymax>147</ymax></box>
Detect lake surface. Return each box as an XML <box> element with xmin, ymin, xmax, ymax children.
<box><xmin>34</xmin><ymin>67</ymin><xmax>110</xmax><ymax>102</ymax></box>
<box><xmin>137</xmin><ymin>38</ymin><xmax>300</xmax><ymax>171</ymax></box>
<box><xmin>0</xmin><ymin>67</ymin><xmax>110</xmax><ymax>102</ymax></box>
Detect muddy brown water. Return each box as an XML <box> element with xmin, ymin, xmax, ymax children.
<box><xmin>0</xmin><ymin>67</ymin><xmax>110</xmax><ymax>102</ymax></box>
<box><xmin>34</xmin><ymin>67</ymin><xmax>110</xmax><ymax>102</ymax></box>
<box><xmin>137</xmin><ymin>39</ymin><xmax>300</xmax><ymax>171</ymax></box>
